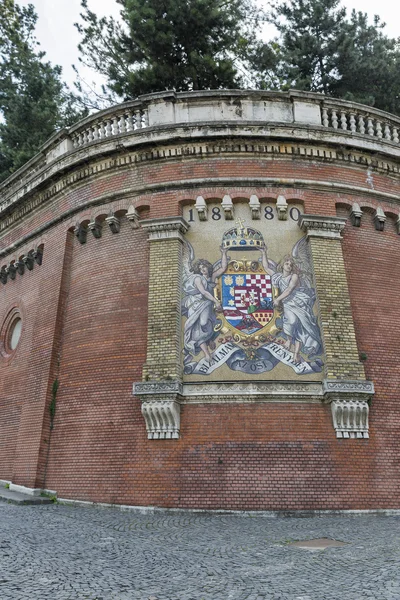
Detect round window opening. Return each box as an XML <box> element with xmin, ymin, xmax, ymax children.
<box><xmin>1</xmin><ymin>310</ymin><xmax>23</xmax><ymax>358</ymax></box>
<box><xmin>9</xmin><ymin>318</ymin><xmax>22</xmax><ymax>351</ymax></box>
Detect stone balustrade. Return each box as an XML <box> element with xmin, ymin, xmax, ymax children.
<box><xmin>2</xmin><ymin>89</ymin><xmax>400</xmax><ymax>218</ymax></box>
<box><xmin>70</xmin><ymin>105</ymin><xmax>149</xmax><ymax>149</ymax></box>
<box><xmin>321</xmin><ymin>100</ymin><xmax>400</xmax><ymax>143</ymax></box>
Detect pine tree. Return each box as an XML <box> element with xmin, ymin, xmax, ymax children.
<box><xmin>253</xmin><ymin>0</ymin><xmax>400</xmax><ymax>116</ymax></box>
<box><xmin>331</xmin><ymin>11</ymin><xmax>400</xmax><ymax>115</ymax></box>
<box><xmin>0</xmin><ymin>0</ymin><xmax>85</xmax><ymax>182</ymax></box>
<box><xmin>260</xmin><ymin>0</ymin><xmax>347</xmax><ymax>94</ymax></box>
<box><xmin>75</xmin><ymin>0</ymin><xmax>260</xmax><ymax>99</ymax></box>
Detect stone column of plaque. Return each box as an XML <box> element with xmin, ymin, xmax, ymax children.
<box><xmin>299</xmin><ymin>215</ymin><xmax>374</xmax><ymax>438</ymax></box>
<box><xmin>133</xmin><ymin>216</ymin><xmax>189</xmax><ymax>440</ymax></box>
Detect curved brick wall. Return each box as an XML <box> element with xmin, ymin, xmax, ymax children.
<box><xmin>1</xmin><ymin>90</ymin><xmax>399</xmax><ymax>509</ymax></box>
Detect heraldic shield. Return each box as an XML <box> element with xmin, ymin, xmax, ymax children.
<box><xmin>216</xmin><ymin>220</ymin><xmax>279</xmax><ymax>338</ymax></box>
<box><xmin>218</xmin><ymin>262</ymin><xmax>278</xmax><ymax>336</ymax></box>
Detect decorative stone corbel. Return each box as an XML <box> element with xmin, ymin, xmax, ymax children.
<box><xmin>323</xmin><ymin>380</ymin><xmax>374</xmax><ymax>439</ymax></box>
<box><xmin>140</xmin><ymin>216</ymin><xmax>189</xmax><ymax>242</ymax></box>
<box><xmin>195</xmin><ymin>196</ymin><xmax>208</xmax><ymax>221</ymax></box>
<box><xmin>0</xmin><ymin>268</ymin><xmax>7</xmax><ymax>285</ymax></box>
<box><xmin>126</xmin><ymin>206</ymin><xmax>140</xmax><ymax>229</ymax></box>
<box><xmin>373</xmin><ymin>207</ymin><xmax>386</xmax><ymax>231</ymax></box>
<box><xmin>22</xmin><ymin>253</ymin><xmax>35</xmax><ymax>271</ymax></box>
<box><xmin>221</xmin><ymin>195</ymin><xmax>234</xmax><ymax>220</ymax></box>
<box><xmin>134</xmin><ymin>381</ymin><xmax>182</xmax><ymax>439</ymax></box>
<box><xmin>106</xmin><ymin>213</ymin><xmax>120</xmax><ymax>234</ymax></box>
<box><xmin>88</xmin><ymin>218</ymin><xmax>102</xmax><ymax>238</ymax></box>
<box><xmin>299</xmin><ymin>215</ymin><xmax>346</xmax><ymax>239</ymax></box>
<box><xmin>15</xmin><ymin>259</ymin><xmax>25</xmax><ymax>275</ymax></box>
<box><xmin>276</xmin><ymin>195</ymin><xmax>288</xmax><ymax>220</ymax></box>
<box><xmin>74</xmin><ymin>223</ymin><xmax>87</xmax><ymax>244</ymax></box>
<box><xmin>32</xmin><ymin>248</ymin><xmax>43</xmax><ymax>265</ymax></box>
<box><xmin>350</xmin><ymin>203</ymin><xmax>363</xmax><ymax>227</ymax></box>
<box><xmin>249</xmin><ymin>195</ymin><xmax>261</xmax><ymax>220</ymax></box>
<box><xmin>6</xmin><ymin>263</ymin><xmax>17</xmax><ymax>280</ymax></box>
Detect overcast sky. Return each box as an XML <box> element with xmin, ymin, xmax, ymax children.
<box><xmin>18</xmin><ymin>0</ymin><xmax>400</xmax><ymax>92</ymax></box>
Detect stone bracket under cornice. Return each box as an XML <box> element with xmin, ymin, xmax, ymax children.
<box><xmin>134</xmin><ymin>381</ymin><xmax>183</xmax><ymax>440</ymax></box>
<box><xmin>323</xmin><ymin>379</ymin><xmax>374</xmax><ymax>439</ymax></box>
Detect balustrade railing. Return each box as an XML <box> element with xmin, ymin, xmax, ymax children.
<box><xmin>70</xmin><ymin>105</ymin><xmax>149</xmax><ymax>149</ymax></box>
<box><xmin>321</xmin><ymin>102</ymin><xmax>400</xmax><ymax>144</ymax></box>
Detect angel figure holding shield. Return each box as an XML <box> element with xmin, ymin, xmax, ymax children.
<box><xmin>260</xmin><ymin>239</ymin><xmax>322</xmax><ymax>363</ymax></box>
<box><xmin>182</xmin><ymin>242</ymin><xmax>228</xmax><ymax>362</ymax></box>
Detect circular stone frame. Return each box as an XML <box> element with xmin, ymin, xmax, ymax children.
<box><xmin>0</xmin><ymin>308</ymin><xmax>23</xmax><ymax>359</ymax></box>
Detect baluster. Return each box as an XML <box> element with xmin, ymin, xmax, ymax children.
<box><xmin>384</xmin><ymin>124</ymin><xmax>391</xmax><ymax>140</ymax></box>
<box><xmin>87</xmin><ymin>127</ymin><xmax>93</xmax><ymax>143</ymax></box>
<box><xmin>393</xmin><ymin>128</ymin><xmax>399</xmax><ymax>143</ymax></box>
<box><xmin>127</xmin><ymin>112</ymin><xmax>134</xmax><ymax>131</ymax></box>
<box><xmin>340</xmin><ymin>111</ymin><xmax>348</xmax><ymax>130</ymax></box>
<box><xmin>367</xmin><ymin>118</ymin><xmax>374</xmax><ymax>136</ymax></box>
<box><xmin>82</xmin><ymin>130</ymin><xmax>88</xmax><ymax>145</ymax></box>
<box><xmin>92</xmin><ymin>124</ymin><xmax>99</xmax><ymax>141</ymax></box>
<box><xmin>105</xmin><ymin>119</ymin><xmax>112</xmax><ymax>137</ymax></box>
<box><xmin>72</xmin><ymin>135</ymin><xmax>79</xmax><ymax>149</ymax></box>
<box><xmin>112</xmin><ymin>116</ymin><xmax>119</xmax><ymax>135</ymax></box>
<box><xmin>134</xmin><ymin>110</ymin><xmax>142</xmax><ymax>129</ymax></box>
<box><xmin>321</xmin><ymin>107</ymin><xmax>329</xmax><ymax>127</ymax></box>
<box><xmin>358</xmin><ymin>115</ymin><xmax>365</xmax><ymax>134</ymax></box>
<box><xmin>142</xmin><ymin>109</ymin><xmax>149</xmax><ymax>127</ymax></box>
<box><xmin>99</xmin><ymin>121</ymin><xmax>106</xmax><ymax>139</ymax></box>
<box><xmin>120</xmin><ymin>114</ymin><xmax>127</xmax><ymax>133</ymax></box>
<box><xmin>331</xmin><ymin>110</ymin><xmax>338</xmax><ymax>129</ymax></box>
<box><xmin>376</xmin><ymin>120</ymin><xmax>383</xmax><ymax>138</ymax></box>
<box><xmin>349</xmin><ymin>113</ymin><xmax>356</xmax><ymax>133</ymax></box>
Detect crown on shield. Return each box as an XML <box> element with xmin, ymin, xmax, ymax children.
<box><xmin>222</xmin><ymin>218</ymin><xmax>264</xmax><ymax>251</ymax></box>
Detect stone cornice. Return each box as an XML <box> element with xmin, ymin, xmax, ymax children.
<box><xmin>323</xmin><ymin>379</ymin><xmax>374</xmax><ymax>396</ymax></box>
<box><xmin>140</xmin><ymin>217</ymin><xmax>189</xmax><ymax>242</ymax></box>
<box><xmin>181</xmin><ymin>381</ymin><xmax>323</xmax><ymax>404</ymax></box>
<box><xmin>299</xmin><ymin>215</ymin><xmax>347</xmax><ymax>239</ymax></box>
<box><xmin>134</xmin><ymin>381</ymin><xmax>183</xmax><ymax>396</ymax></box>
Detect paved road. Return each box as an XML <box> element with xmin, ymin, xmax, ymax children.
<box><xmin>0</xmin><ymin>502</ymin><xmax>399</xmax><ymax>600</ymax></box>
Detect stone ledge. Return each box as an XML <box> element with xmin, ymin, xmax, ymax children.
<box><xmin>182</xmin><ymin>381</ymin><xmax>323</xmax><ymax>403</ymax></box>
<box><xmin>323</xmin><ymin>379</ymin><xmax>374</xmax><ymax>395</ymax></box>
<box><xmin>134</xmin><ymin>380</ymin><xmax>183</xmax><ymax>396</ymax></box>
<box><xmin>299</xmin><ymin>215</ymin><xmax>347</xmax><ymax>239</ymax></box>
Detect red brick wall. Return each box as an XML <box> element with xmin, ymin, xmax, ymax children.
<box><xmin>339</xmin><ymin>208</ymin><xmax>400</xmax><ymax>505</ymax></box>
<box><xmin>0</xmin><ymin>227</ymin><xmax>71</xmax><ymax>487</ymax></box>
<box><xmin>44</xmin><ymin>219</ymin><xmax>150</xmax><ymax>500</ymax></box>
<box><xmin>1</xmin><ymin>151</ymin><xmax>400</xmax><ymax>509</ymax></box>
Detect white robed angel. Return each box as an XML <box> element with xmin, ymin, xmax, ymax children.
<box><xmin>260</xmin><ymin>238</ymin><xmax>323</xmax><ymax>363</ymax></box>
<box><xmin>182</xmin><ymin>242</ymin><xmax>228</xmax><ymax>362</ymax></box>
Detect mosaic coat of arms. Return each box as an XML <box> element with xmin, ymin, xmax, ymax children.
<box><xmin>182</xmin><ymin>218</ymin><xmax>324</xmax><ymax>377</ymax></box>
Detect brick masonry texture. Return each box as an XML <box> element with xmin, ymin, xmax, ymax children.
<box><xmin>1</xmin><ymin>128</ymin><xmax>400</xmax><ymax>509</ymax></box>
<box><xmin>143</xmin><ymin>236</ymin><xmax>183</xmax><ymax>381</ymax></box>
<box><xmin>309</xmin><ymin>236</ymin><xmax>365</xmax><ymax>380</ymax></box>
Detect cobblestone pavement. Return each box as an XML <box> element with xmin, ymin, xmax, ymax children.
<box><xmin>1</xmin><ymin>503</ymin><xmax>400</xmax><ymax>600</ymax></box>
